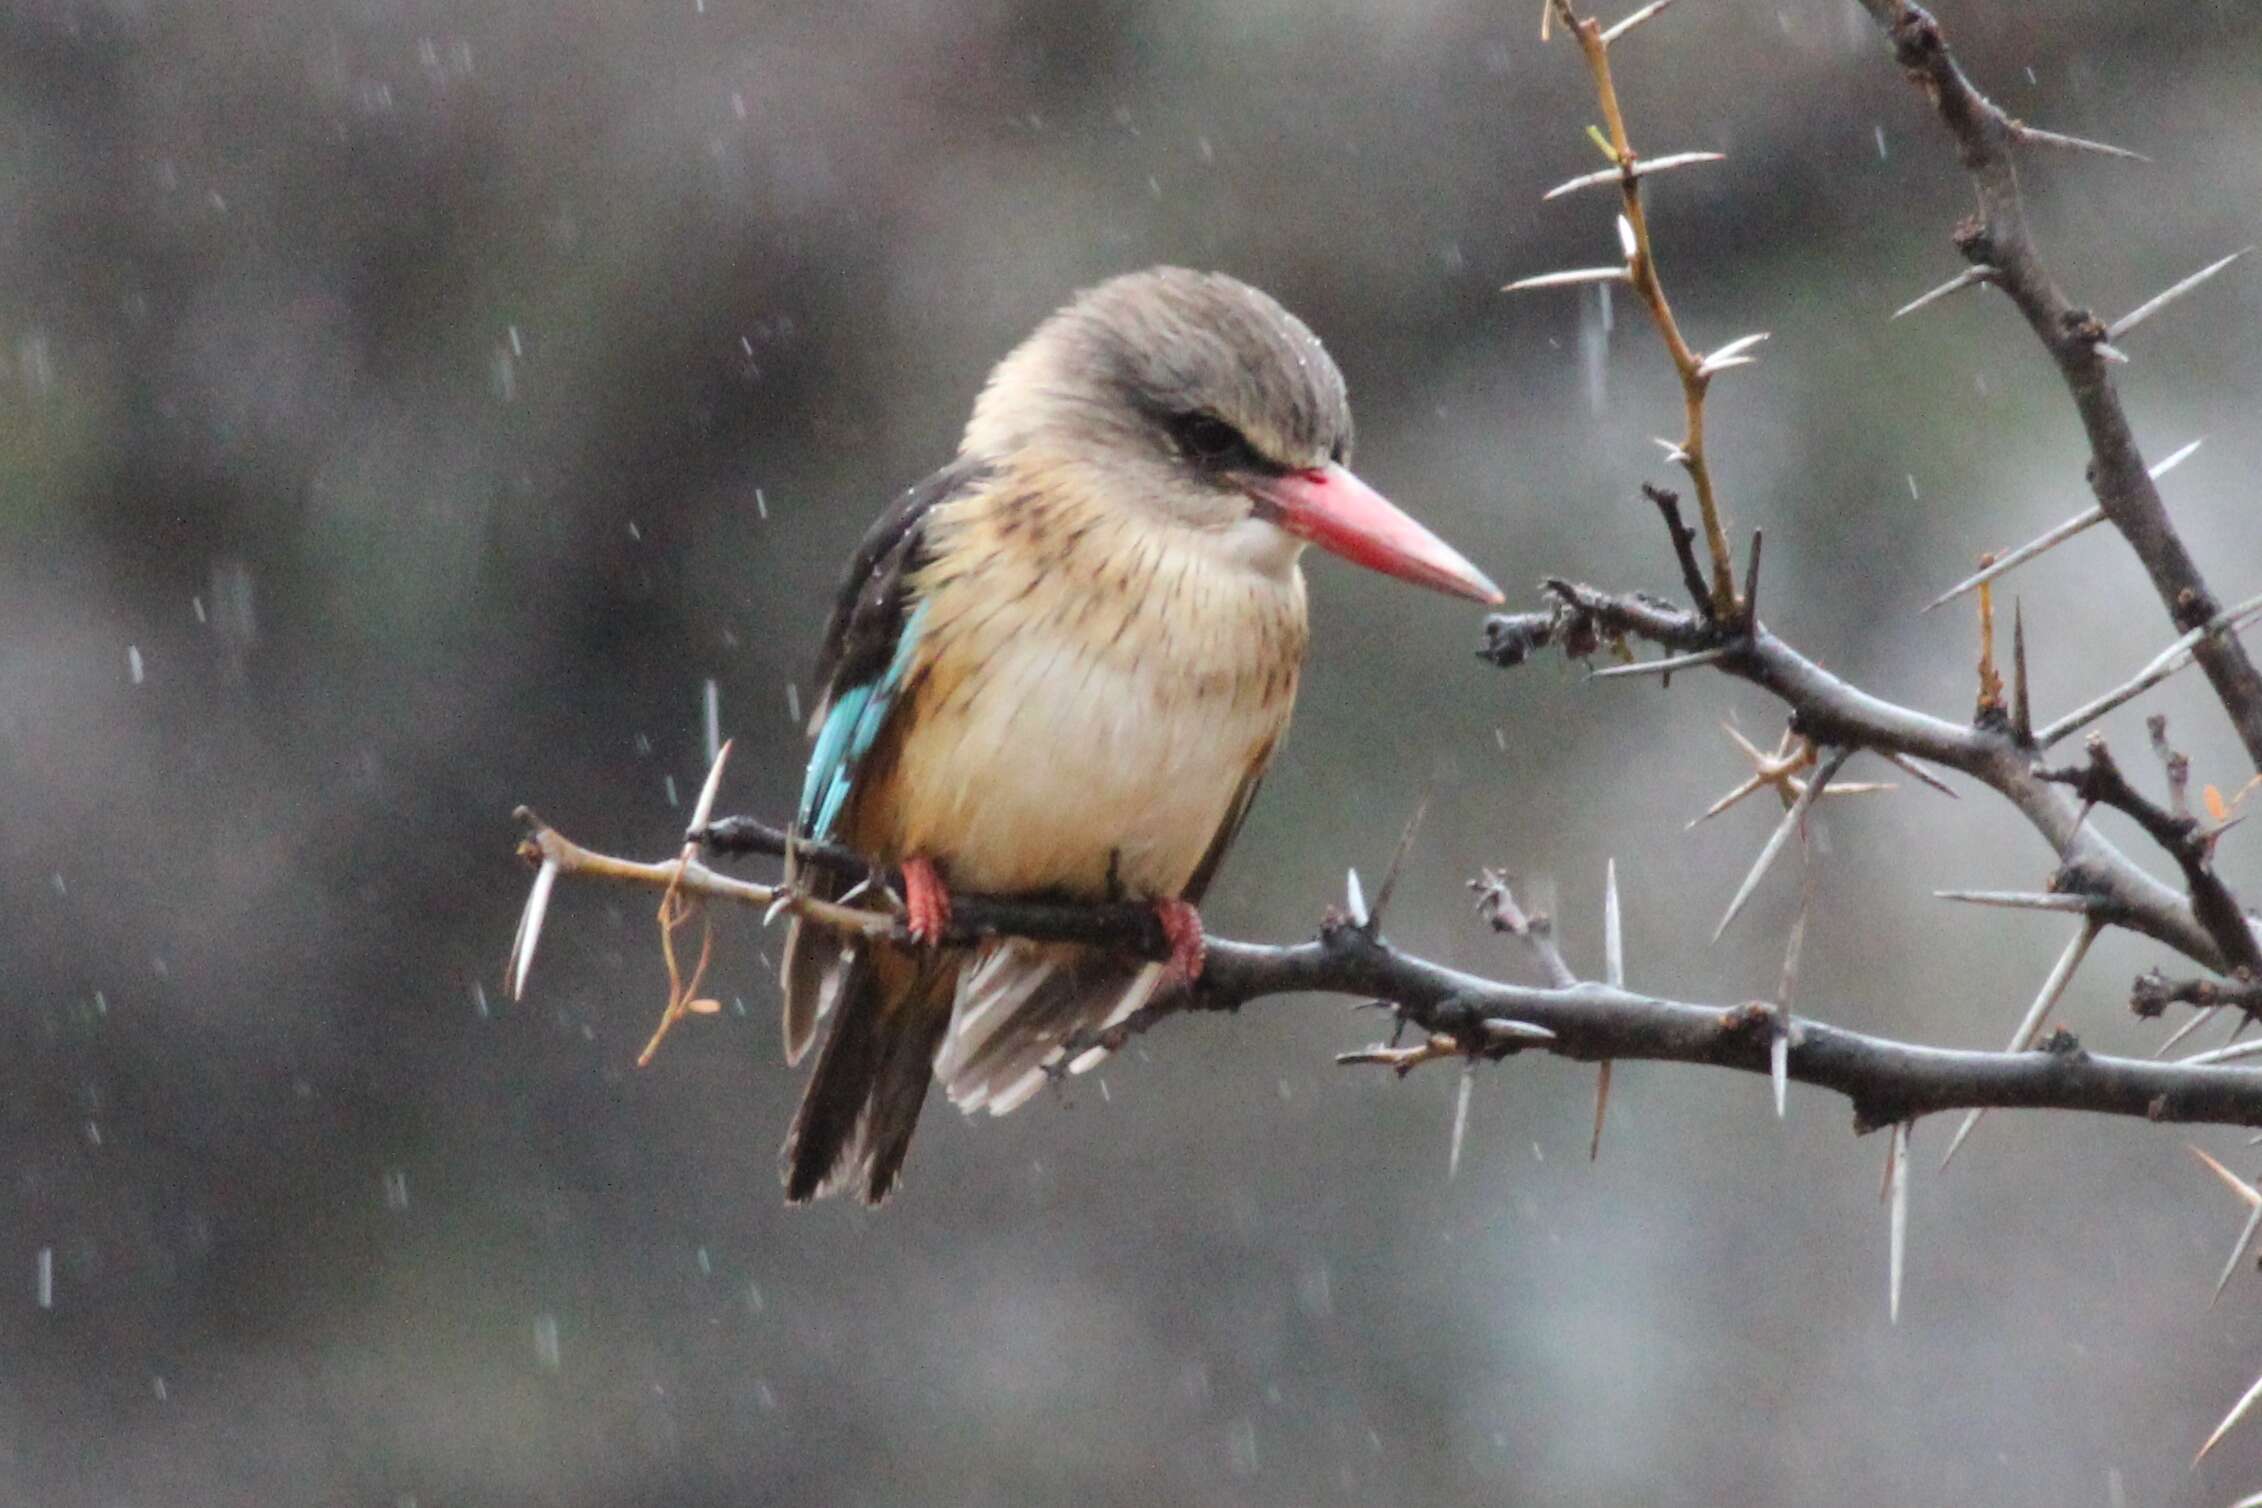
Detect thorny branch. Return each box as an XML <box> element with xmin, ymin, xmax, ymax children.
<box><xmin>1487</xmin><ymin>0</ymin><xmax>2262</xmax><ymax>1457</ymax></box>
<box><xmin>1483</xmin><ymin>0</ymin><xmax>2262</xmax><ymax>1025</ymax></box>
<box><xmin>1512</xmin><ymin>0</ymin><xmax>1752</xmax><ymax>616</ymax></box>
<box><xmin>1484</xmin><ymin>583</ymin><xmax>2256</xmax><ymax>979</ymax></box>
<box><xmin>2036</xmin><ymin>732</ymin><xmax>2262</xmax><ymax>979</ymax></box>
<box><xmin>1555</xmin><ymin>0</ymin><xmax>1737</xmax><ymax>616</ymax></box>
<box><xmin>507</xmin><ymin>808</ymin><xmax>2262</xmax><ymax>1136</ymax></box>
<box><xmin>1855</xmin><ymin>0</ymin><xmax>2262</xmax><ymax>772</ymax></box>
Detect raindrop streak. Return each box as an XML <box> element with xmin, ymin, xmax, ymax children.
<box><xmin>1874</xmin><ymin>124</ymin><xmax>1889</xmax><ymax>160</ymax></box>
<box><xmin>208</xmin><ymin>559</ymin><xmax>257</xmax><ymax>660</ymax></box>
<box><xmin>36</xmin><ymin>1247</ymin><xmax>53</xmax><ymax>1310</ymax></box>
<box><xmin>1578</xmin><ymin>282</ymin><xmax>1614</xmax><ymax>414</ymax></box>
<box><xmin>1226</xmin><ymin>1418</ymin><xmax>1260</xmax><ymax>1476</ymax></box>
<box><xmin>533</xmin><ymin>1313</ymin><xmax>562</xmax><ymax>1370</ymax></box>
<box><xmin>664</xmin><ymin>775</ymin><xmax>679</xmax><ymax>809</ymax></box>
<box><xmin>703</xmin><ymin>679</ymin><xmax>722</xmax><ymax>768</ymax></box>
<box><xmin>383</xmin><ymin>1170</ymin><xmax>410</xmax><ymax>1211</ymax></box>
<box><xmin>754</xmin><ymin>487</ymin><xmax>769</xmax><ymax>520</ymax></box>
<box><xmin>18</xmin><ymin>332</ymin><xmax>54</xmax><ymax>393</ymax></box>
<box><xmin>784</xmin><ymin>682</ymin><xmax>802</xmax><ymax>724</ymax></box>
<box><xmin>127</xmin><ymin>646</ymin><xmax>145</xmax><ymax>685</ymax></box>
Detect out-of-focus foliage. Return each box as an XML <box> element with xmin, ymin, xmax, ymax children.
<box><xmin>3</xmin><ymin>1</ymin><xmax>2260</xmax><ymax>1502</ymax></box>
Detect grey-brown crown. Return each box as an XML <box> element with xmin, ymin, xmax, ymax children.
<box><xmin>964</xmin><ymin>267</ymin><xmax>1353</xmax><ymax>474</ymax></box>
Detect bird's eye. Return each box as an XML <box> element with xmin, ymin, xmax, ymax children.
<box><xmin>1169</xmin><ymin>411</ymin><xmax>1254</xmax><ymax>468</ymax></box>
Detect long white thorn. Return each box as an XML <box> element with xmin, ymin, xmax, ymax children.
<box><xmin>505</xmin><ymin>858</ymin><xmax>561</xmax><ymax>1001</ymax></box>
<box><xmin>1921</xmin><ymin>509</ymin><xmax>2103</xmax><ymax>613</ymax></box>
<box><xmin>1939</xmin><ymin>919</ymin><xmax>2101</xmax><ymax>1169</ymax></box>
<box><xmin>1590</xmin><ymin>861</ymin><xmax>1625</xmax><ymax>1162</ymax></box>
<box><xmin>1603</xmin><ymin>859</ymin><xmax>1625</xmax><ymax>989</ymax></box>
<box><xmin>2108</xmin><ymin>247</ymin><xmax>2251</xmax><ymax>340</ymax></box>
<box><xmin>2180</xmin><ymin>1038</ymin><xmax>2262</xmax><ymax>1069</ymax></box>
<box><xmin>1345</xmin><ymin>867</ymin><xmax>1369</xmax><ymax>928</ymax></box>
<box><xmin>1542</xmin><ymin>149</ymin><xmax>1724</xmax><ymax>200</ymax></box>
<box><xmin>2216</xmin><ymin>1203</ymin><xmax>2262</xmax><ymax>1305</ymax></box>
<box><xmin>2011</xmin><ymin>122</ymin><xmax>2149</xmax><ymax>162</ymax></box>
<box><xmin>1882</xmin><ymin>752</ymin><xmax>1959</xmax><ymax>798</ymax></box>
<box><xmin>1773</xmin><ymin>874</ymin><xmax>1814</xmax><ymax>1121</ymax></box>
<box><xmin>2185</xmin><ymin>1144</ymin><xmax>2261</xmax><ymax>1206</ymax></box>
<box><xmin>2157</xmin><ymin>1005</ymin><xmax>2224</xmax><ymax>1058</ymax></box>
<box><xmin>1891</xmin><ymin>265</ymin><xmax>1996</xmax><ymax>320</ymax></box>
<box><xmin>1696</xmin><ymin>332</ymin><xmax>1770</xmax><ymax>377</ymax></box>
<box><xmin>1598</xmin><ymin>0</ymin><xmax>1680</xmax><ymax>43</ymax></box>
<box><xmin>1932</xmin><ymin>889</ymin><xmax>2094</xmax><ymax>913</ymax></box>
<box><xmin>1448</xmin><ymin>1063</ymin><xmax>1474</xmax><ymax>1180</ymax></box>
<box><xmin>2036</xmin><ymin>589</ymin><xmax>2262</xmax><ymax>747</ymax></box>
<box><xmin>2195</xmin><ymin>1368</ymin><xmax>2262</xmax><ymax>1466</ymax></box>
<box><xmin>1688</xmin><ymin>773</ymin><xmax>1767</xmax><ymax>829</ymax></box>
<box><xmin>1714</xmin><ymin>801</ymin><xmax>1806</xmax><ymax>942</ymax></box>
<box><xmin>2150</xmin><ymin>436</ymin><xmax>2209</xmax><ymax>483</ymax></box>
<box><xmin>1888</xmin><ymin>1120</ymin><xmax>1911</xmax><ymax>1324</ymax></box>
<box><xmin>1504</xmin><ymin>266</ymin><xmax>1634</xmax><ymax>292</ymax></box>
<box><xmin>1713</xmin><ymin>750</ymin><xmax>1849</xmax><ymax>944</ymax></box>
<box><xmin>1921</xmin><ymin>443</ymin><xmax>2197</xmax><ymax>614</ymax></box>
<box><xmin>1588</xmin><ymin>646</ymin><xmax>1731</xmax><ymax>679</ymax></box>
<box><xmin>687</xmin><ymin>739</ymin><xmax>734</xmax><ymax>838</ymax></box>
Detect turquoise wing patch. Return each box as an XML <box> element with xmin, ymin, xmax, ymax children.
<box><xmin>798</xmin><ymin>600</ymin><xmax>929</xmax><ymax>842</ymax></box>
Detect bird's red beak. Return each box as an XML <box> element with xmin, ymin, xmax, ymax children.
<box><xmin>1252</xmin><ymin>463</ymin><xmax>1504</xmax><ymax>605</ymax></box>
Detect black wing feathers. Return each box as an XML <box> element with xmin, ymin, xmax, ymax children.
<box><xmin>810</xmin><ymin>456</ymin><xmax>987</xmax><ymax>715</ymax></box>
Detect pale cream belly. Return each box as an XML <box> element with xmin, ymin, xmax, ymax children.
<box><xmin>888</xmin><ymin>633</ymin><xmax>1288</xmax><ymax>900</ymax></box>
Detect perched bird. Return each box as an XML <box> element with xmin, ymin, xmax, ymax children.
<box><xmin>779</xmin><ymin>267</ymin><xmax>1501</xmax><ymax>1203</ymax></box>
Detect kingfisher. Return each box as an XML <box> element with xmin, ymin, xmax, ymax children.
<box><xmin>779</xmin><ymin>267</ymin><xmax>1502</xmax><ymax>1203</ymax></box>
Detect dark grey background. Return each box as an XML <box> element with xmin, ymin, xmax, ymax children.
<box><xmin>4</xmin><ymin>0</ymin><xmax>2261</xmax><ymax>1502</ymax></box>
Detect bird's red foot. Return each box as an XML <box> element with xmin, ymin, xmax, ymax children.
<box><xmin>1154</xmin><ymin>898</ymin><xmax>1206</xmax><ymax>983</ymax></box>
<box><xmin>901</xmin><ymin>855</ymin><xmax>952</xmax><ymax>945</ymax></box>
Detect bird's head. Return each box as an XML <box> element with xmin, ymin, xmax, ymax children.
<box><xmin>963</xmin><ymin>267</ymin><xmax>1503</xmax><ymax>605</ymax></box>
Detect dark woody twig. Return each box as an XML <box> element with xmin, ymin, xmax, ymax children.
<box><xmin>508</xmin><ymin>809</ymin><xmax>2262</xmax><ymax>1136</ymax></box>
<box><xmin>2034</xmin><ymin>734</ymin><xmax>2262</xmax><ymax>976</ymax></box>
<box><xmin>1644</xmin><ymin>483</ymin><xmax>1711</xmax><ymax>614</ymax></box>
<box><xmin>1499</xmin><ymin>580</ymin><xmax>2244</xmax><ymax>974</ymax></box>
<box><xmin>2133</xmin><ymin>969</ymin><xmax>2262</xmax><ymax>1022</ymax></box>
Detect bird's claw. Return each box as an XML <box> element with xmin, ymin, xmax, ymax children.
<box><xmin>902</xmin><ymin>855</ymin><xmax>952</xmax><ymax>944</ymax></box>
<box><xmin>1155</xmin><ymin>898</ymin><xmax>1206</xmax><ymax>983</ymax></box>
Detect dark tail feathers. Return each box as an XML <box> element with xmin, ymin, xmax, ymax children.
<box><xmin>782</xmin><ymin>948</ymin><xmax>951</xmax><ymax>1205</ymax></box>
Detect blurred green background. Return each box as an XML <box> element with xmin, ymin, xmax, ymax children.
<box><xmin>4</xmin><ymin>0</ymin><xmax>2261</xmax><ymax>1502</ymax></box>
